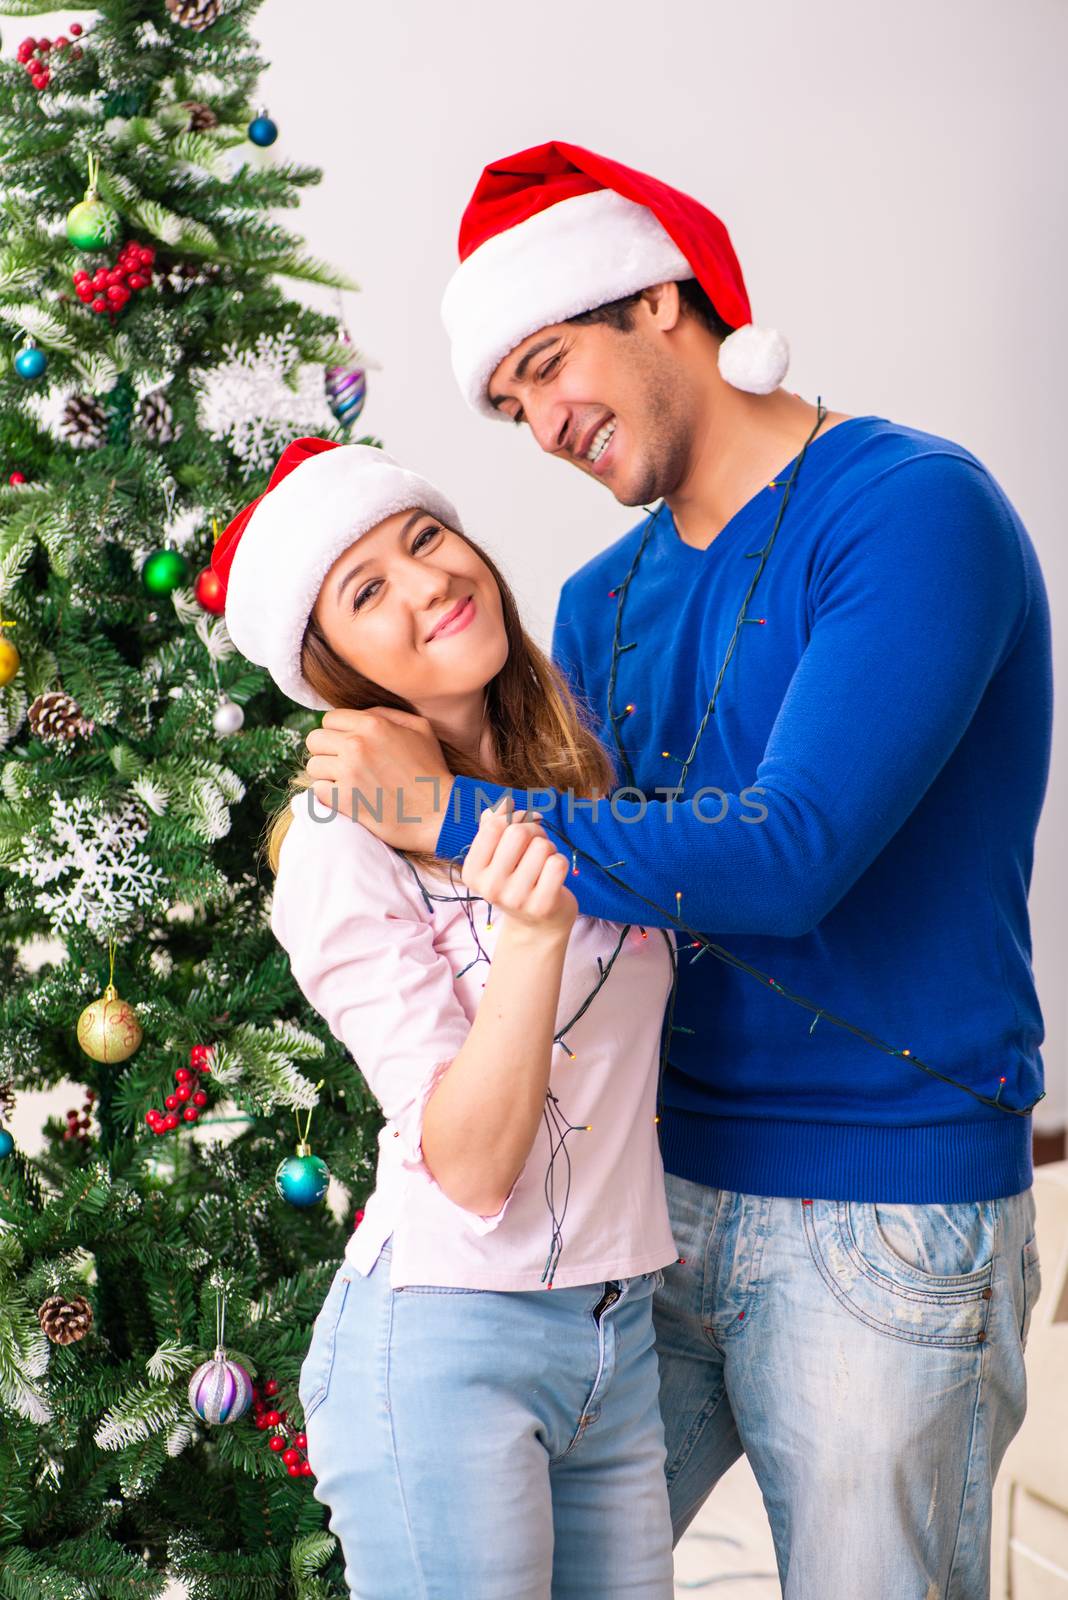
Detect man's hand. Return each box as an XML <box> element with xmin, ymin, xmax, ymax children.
<box><xmin>303</xmin><ymin>707</ymin><xmax>454</xmax><ymax>851</ymax></box>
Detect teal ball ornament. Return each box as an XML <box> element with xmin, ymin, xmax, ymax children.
<box><xmin>275</xmin><ymin>1143</ymin><xmax>330</xmax><ymax>1208</ymax></box>
<box><xmin>14</xmin><ymin>346</ymin><xmax>47</xmax><ymax>382</ymax></box>
<box><xmin>248</xmin><ymin>114</ymin><xmax>278</xmax><ymax>147</ymax></box>
<box><xmin>66</xmin><ymin>193</ymin><xmax>121</xmax><ymax>251</ymax></box>
<box><xmin>0</xmin><ymin>1128</ymin><xmax>14</xmax><ymax>1160</ymax></box>
<box><xmin>142</xmin><ymin>547</ymin><xmax>190</xmax><ymax>596</ymax></box>
<box><xmin>188</xmin><ymin>1348</ymin><xmax>253</xmax><ymax>1424</ymax></box>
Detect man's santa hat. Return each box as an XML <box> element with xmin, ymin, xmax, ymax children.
<box><xmin>441</xmin><ymin>140</ymin><xmax>789</xmax><ymax>420</ymax></box>
<box><xmin>210</xmin><ymin>437</ymin><xmax>462</xmax><ymax>711</ymax></box>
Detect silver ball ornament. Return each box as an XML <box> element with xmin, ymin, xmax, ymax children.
<box><xmin>213</xmin><ymin>695</ymin><xmax>244</xmax><ymax>735</ymax></box>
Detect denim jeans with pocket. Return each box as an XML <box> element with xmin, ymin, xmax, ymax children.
<box><xmin>297</xmin><ymin>1237</ymin><xmax>675</xmax><ymax>1598</ymax></box>
<box><xmin>653</xmin><ymin>1174</ymin><xmax>1042</xmax><ymax>1599</ymax></box>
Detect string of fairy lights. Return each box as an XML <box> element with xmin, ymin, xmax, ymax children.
<box><xmin>386</xmin><ymin>394</ymin><xmax>1041</xmax><ymax>1288</ymax></box>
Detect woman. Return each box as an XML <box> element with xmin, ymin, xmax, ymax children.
<box><xmin>211</xmin><ymin>435</ymin><xmax>680</xmax><ymax>1598</ymax></box>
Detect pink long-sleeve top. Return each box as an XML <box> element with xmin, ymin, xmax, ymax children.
<box><xmin>269</xmin><ymin>790</ymin><xmax>680</xmax><ymax>1290</ymax></box>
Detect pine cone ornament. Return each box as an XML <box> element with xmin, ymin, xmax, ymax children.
<box><xmin>165</xmin><ymin>0</ymin><xmax>222</xmax><ymax>30</ymax></box>
<box><xmin>136</xmin><ymin>389</ymin><xmax>179</xmax><ymax>444</ymax></box>
<box><xmin>28</xmin><ymin>691</ymin><xmax>96</xmax><ymax>745</ymax></box>
<box><xmin>60</xmin><ymin>394</ymin><xmax>107</xmax><ymax>449</ymax></box>
<box><xmin>156</xmin><ymin>255</ymin><xmax>222</xmax><ymax>293</ymax></box>
<box><xmin>182</xmin><ymin>100</ymin><xmax>218</xmax><ymax>130</ymax></box>
<box><xmin>38</xmin><ymin>1292</ymin><xmax>94</xmax><ymax>1345</ymax></box>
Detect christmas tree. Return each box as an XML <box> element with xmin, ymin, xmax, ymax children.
<box><xmin>0</xmin><ymin>3</ymin><xmax>381</xmax><ymax>1593</ymax></box>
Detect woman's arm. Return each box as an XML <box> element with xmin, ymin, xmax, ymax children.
<box><xmin>270</xmin><ymin>793</ymin><xmax>575</xmax><ymax>1227</ymax></box>
<box><xmin>420</xmin><ymin>805</ymin><xmax>576</xmax><ymax>1217</ymax></box>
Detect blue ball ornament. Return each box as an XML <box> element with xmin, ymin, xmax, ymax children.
<box><xmin>15</xmin><ymin>346</ymin><xmax>47</xmax><ymax>382</ymax></box>
<box><xmin>275</xmin><ymin>1144</ymin><xmax>330</xmax><ymax>1208</ymax></box>
<box><xmin>0</xmin><ymin>1128</ymin><xmax>14</xmax><ymax>1160</ymax></box>
<box><xmin>188</xmin><ymin>1348</ymin><xmax>254</xmax><ymax>1425</ymax></box>
<box><xmin>248</xmin><ymin>114</ymin><xmax>278</xmax><ymax>147</ymax></box>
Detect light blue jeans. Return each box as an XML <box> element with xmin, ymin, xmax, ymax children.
<box><xmin>298</xmin><ymin>1237</ymin><xmax>675</xmax><ymax>1598</ymax></box>
<box><xmin>654</xmin><ymin>1173</ymin><xmax>1043</xmax><ymax>1598</ymax></box>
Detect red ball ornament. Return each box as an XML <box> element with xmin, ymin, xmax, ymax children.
<box><xmin>255</xmin><ymin>1414</ymin><xmax>270</xmax><ymax>1431</ymax></box>
<box><xmin>194</xmin><ymin>565</ymin><xmax>226</xmax><ymax>615</ymax></box>
<box><xmin>163</xmin><ymin>1112</ymin><xmax>179</xmax><ymax>1130</ymax></box>
<box><xmin>175</xmin><ymin>1067</ymin><xmax>192</xmax><ymax>1082</ymax></box>
<box><xmin>91</xmin><ymin>298</ymin><xmax>108</xmax><ymax>314</ymax></box>
<box><xmin>264</xmin><ymin>1378</ymin><xmax>279</xmax><ymax>1396</ymax></box>
<box><xmin>164</xmin><ymin>1093</ymin><xmax>179</xmax><ymax>1111</ymax></box>
<box><xmin>287</xmin><ymin>1464</ymin><xmax>302</xmax><ymax>1477</ymax></box>
<box><xmin>294</xmin><ymin>1430</ymin><xmax>307</xmax><ymax>1449</ymax></box>
<box><xmin>70</xmin><ymin>22</ymin><xmax>83</xmax><ymax>35</ymax></box>
<box><xmin>301</xmin><ymin>1461</ymin><xmax>314</xmax><ymax>1476</ymax></box>
<box><xmin>9</xmin><ymin>471</ymin><xmax>28</xmax><ymax>486</ymax></box>
<box><xmin>182</xmin><ymin>1106</ymin><xmax>199</xmax><ymax>1123</ymax></box>
<box><xmin>282</xmin><ymin>1447</ymin><xmax>300</xmax><ymax>1466</ymax></box>
<box><xmin>268</xmin><ymin>1435</ymin><xmax>285</xmax><ymax>1453</ymax></box>
<box><xmin>265</xmin><ymin>1410</ymin><xmax>280</xmax><ymax>1426</ymax></box>
<box><xmin>126</xmin><ymin>273</ymin><xmax>147</xmax><ymax>291</ymax></box>
<box><xmin>193</xmin><ymin>1090</ymin><xmax>208</xmax><ymax>1108</ymax></box>
<box><xmin>176</xmin><ymin>1083</ymin><xmax>192</xmax><ymax>1102</ymax></box>
<box><xmin>190</xmin><ymin>1043</ymin><xmax>213</xmax><ymax>1070</ymax></box>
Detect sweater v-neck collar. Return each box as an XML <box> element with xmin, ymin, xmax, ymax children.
<box><xmin>655</xmin><ymin>414</ymin><xmax>884</xmax><ymax>561</ymax></box>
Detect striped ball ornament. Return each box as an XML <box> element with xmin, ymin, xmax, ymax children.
<box><xmin>188</xmin><ymin>1347</ymin><xmax>254</xmax><ymax>1425</ymax></box>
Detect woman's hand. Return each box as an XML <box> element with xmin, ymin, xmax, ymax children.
<box><xmin>461</xmin><ymin>801</ymin><xmax>577</xmax><ymax>939</ymax></box>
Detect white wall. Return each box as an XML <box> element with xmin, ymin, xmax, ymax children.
<box><xmin>5</xmin><ymin>1</ymin><xmax>1065</xmax><ymax>1127</ymax></box>
<box><xmin>254</xmin><ymin>0</ymin><xmax>1067</xmax><ymax>1126</ymax></box>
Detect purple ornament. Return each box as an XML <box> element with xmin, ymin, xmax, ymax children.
<box><xmin>188</xmin><ymin>1347</ymin><xmax>254</xmax><ymax>1425</ymax></box>
<box><xmin>325</xmin><ymin>356</ymin><xmax>367</xmax><ymax>431</ymax></box>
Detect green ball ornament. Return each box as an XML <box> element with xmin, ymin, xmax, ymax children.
<box><xmin>142</xmin><ymin>547</ymin><xmax>190</xmax><ymax>596</ymax></box>
<box><xmin>275</xmin><ymin>1142</ymin><xmax>330</xmax><ymax>1208</ymax></box>
<box><xmin>66</xmin><ymin>192</ymin><xmax>121</xmax><ymax>252</ymax></box>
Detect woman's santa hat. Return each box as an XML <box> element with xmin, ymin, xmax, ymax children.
<box><xmin>210</xmin><ymin>436</ymin><xmax>462</xmax><ymax>711</ymax></box>
<box><xmin>441</xmin><ymin>140</ymin><xmax>789</xmax><ymax>420</ymax></box>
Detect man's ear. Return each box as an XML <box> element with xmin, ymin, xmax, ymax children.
<box><xmin>639</xmin><ymin>281</ymin><xmax>683</xmax><ymax>332</ymax></box>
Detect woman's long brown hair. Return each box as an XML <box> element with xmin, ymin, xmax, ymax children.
<box><xmin>262</xmin><ymin>527</ymin><xmax>618</xmax><ymax>876</ymax></box>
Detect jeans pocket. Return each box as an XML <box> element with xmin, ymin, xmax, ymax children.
<box><xmin>1020</xmin><ymin>1234</ymin><xmax>1042</xmax><ymax>1349</ymax></box>
<box><xmin>298</xmin><ymin>1270</ymin><xmax>353</xmax><ymax>1423</ymax></box>
<box><xmin>394</xmin><ymin>1285</ymin><xmax>487</xmax><ymax>1294</ymax></box>
<box><xmin>803</xmin><ymin>1199</ymin><xmax>994</xmax><ymax>1348</ymax></box>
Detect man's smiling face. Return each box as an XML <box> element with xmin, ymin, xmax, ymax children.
<box><xmin>486</xmin><ymin>283</ymin><xmax>700</xmax><ymax>509</ymax></box>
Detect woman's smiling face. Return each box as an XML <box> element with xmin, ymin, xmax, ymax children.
<box><xmin>311</xmin><ymin>506</ymin><xmax>508</xmax><ymax>705</ymax></box>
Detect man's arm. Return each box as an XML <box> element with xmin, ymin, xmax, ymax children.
<box><xmin>436</xmin><ymin>456</ymin><xmax>1031</xmax><ymax>937</ymax></box>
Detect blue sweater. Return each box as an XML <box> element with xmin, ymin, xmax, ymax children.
<box><xmin>435</xmin><ymin>416</ymin><xmax>1053</xmax><ymax>1203</ymax></box>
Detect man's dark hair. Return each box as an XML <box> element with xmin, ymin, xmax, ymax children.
<box><xmin>566</xmin><ymin>278</ymin><xmax>734</xmax><ymax>340</ymax></box>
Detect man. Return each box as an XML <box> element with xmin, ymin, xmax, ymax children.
<box><xmin>303</xmin><ymin>142</ymin><xmax>1051</xmax><ymax>1596</ymax></box>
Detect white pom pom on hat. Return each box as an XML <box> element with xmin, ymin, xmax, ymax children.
<box><xmin>210</xmin><ymin>437</ymin><xmax>463</xmax><ymax>711</ymax></box>
<box><xmin>441</xmin><ymin>139</ymin><xmax>790</xmax><ymax>418</ymax></box>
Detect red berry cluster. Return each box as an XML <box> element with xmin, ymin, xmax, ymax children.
<box><xmin>72</xmin><ymin>242</ymin><xmax>155</xmax><ymax>317</ymax></box>
<box><xmin>63</xmin><ymin>1087</ymin><xmax>96</xmax><ymax>1146</ymax></box>
<box><xmin>144</xmin><ymin>1042</ymin><xmax>212</xmax><ymax>1135</ymax></box>
<box><xmin>253</xmin><ymin>1376</ymin><xmax>315</xmax><ymax>1478</ymax></box>
<box><xmin>16</xmin><ymin>25</ymin><xmax>84</xmax><ymax>90</ymax></box>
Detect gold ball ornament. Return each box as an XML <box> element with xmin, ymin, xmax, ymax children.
<box><xmin>0</xmin><ymin>635</ymin><xmax>19</xmax><ymax>688</ymax></box>
<box><xmin>77</xmin><ymin>983</ymin><xmax>143</xmax><ymax>1063</ymax></box>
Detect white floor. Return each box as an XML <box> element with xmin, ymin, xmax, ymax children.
<box><xmin>674</xmin><ymin>1457</ymin><xmax>780</xmax><ymax>1597</ymax></box>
